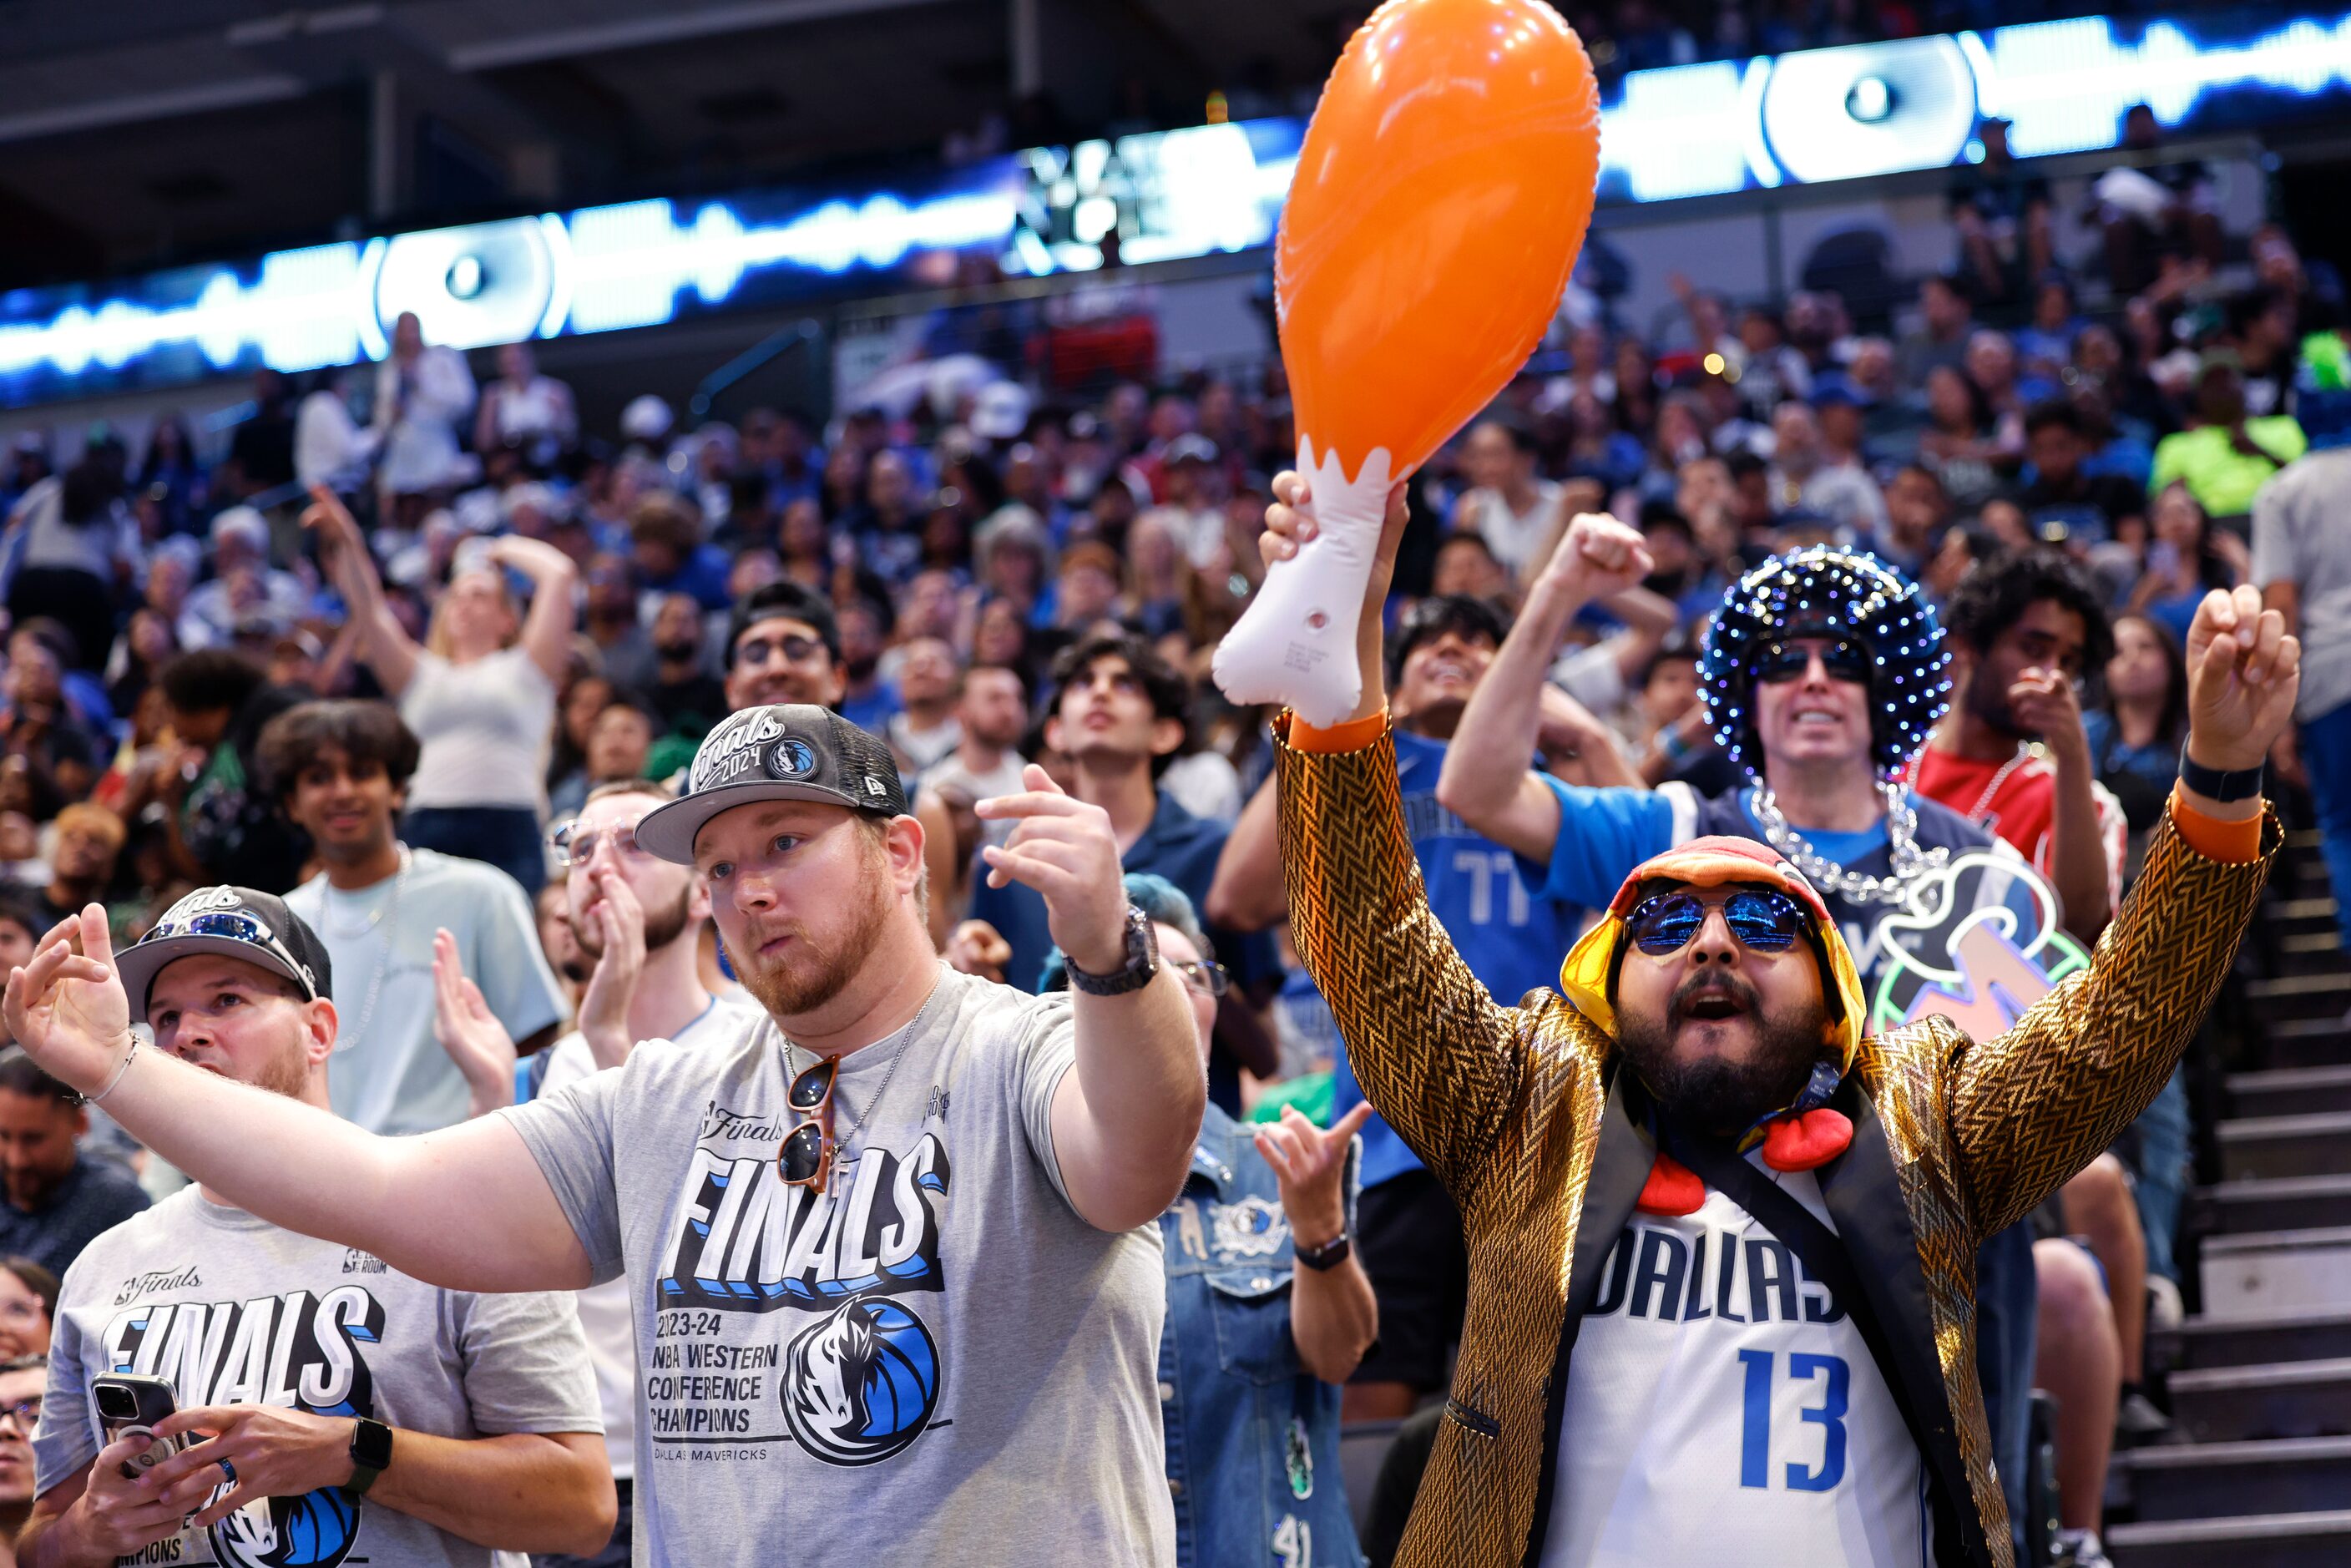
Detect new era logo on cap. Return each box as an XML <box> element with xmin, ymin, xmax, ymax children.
<box><xmin>634</xmin><ymin>705</ymin><xmax>913</xmax><ymax>865</ymax></box>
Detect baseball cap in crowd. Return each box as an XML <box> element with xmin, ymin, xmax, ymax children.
<box><xmin>633</xmin><ymin>705</ymin><xmax>910</xmax><ymax>865</ymax></box>
<box><xmin>114</xmin><ymin>886</ymin><xmax>331</xmax><ymax>1021</ymax></box>
<box><xmin>1164</xmin><ymin>434</ymin><xmax>1219</xmax><ymax>468</ymax></box>
<box><xmin>209</xmin><ymin>506</ymin><xmax>269</xmax><ymax>554</ymax></box>
<box><xmin>970</xmin><ymin>382</ymin><xmax>1033</xmax><ymax>442</ymax></box>
<box><xmin>621</xmin><ymin>395</ymin><xmax>674</xmax><ymax>445</ymax></box>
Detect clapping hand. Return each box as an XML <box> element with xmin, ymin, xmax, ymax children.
<box><xmin>576</xmin><ymin>866</ymin><xmax>646</xmax><ymax>1070</ymax></box>
<box><xmin>431</xmin><ymin>928</ymin><xmax>514</xmax><ymax>1116</ymax></box>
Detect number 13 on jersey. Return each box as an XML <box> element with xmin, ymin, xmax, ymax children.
<box><xmin>1737</xmin><ymin>1349</ymin><xmax>1849</xmax><ymax>1491</ymax></box>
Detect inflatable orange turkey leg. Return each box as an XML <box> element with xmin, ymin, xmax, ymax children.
<box><xmin>1211</xmin><ymin>0</ymin><xmax>1603</xmax><ymax>725</ymax></box>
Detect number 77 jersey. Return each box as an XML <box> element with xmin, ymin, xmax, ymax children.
<box><xmin>1542</xmin><ymin>1157</ymin><xmax>1931</xmax><ymax>1567</ymax></box>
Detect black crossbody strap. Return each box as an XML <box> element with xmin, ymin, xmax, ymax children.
<box><xmin>1663</xmin><ymin>1127</ymin><xmax>1972</xmax><ymax>1566</ymax></box>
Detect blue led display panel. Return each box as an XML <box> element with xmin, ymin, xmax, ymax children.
<box><xmin>1</xmin><ymin>4</ymin><xmax>2343</xmax><ymax>408</ymax></box>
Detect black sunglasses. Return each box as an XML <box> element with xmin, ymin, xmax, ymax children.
<box><xmin>778</xmin><ymin>1058</ymin><xmax>837</xmax><ymax>1195</ymax></box>
<box><xmin>1625</xmin><ymin>889</ymin><xmax>1810</xmax><ymax>956</ymax></box>
<box><xmin>1754</xmin><ymin>638</ymin><xmax>1872</xmax><ymax>686</ymax></box>
<box><xmin>735</xmin><ymin>632</ymin><xmax>827</xmax><ymax>668</ymax></box>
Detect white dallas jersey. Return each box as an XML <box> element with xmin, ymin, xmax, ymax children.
<box><xmin>1544</xmin><ymin>1156</ymin><xmax>1931</xmax><ymax>1566</ymax></box>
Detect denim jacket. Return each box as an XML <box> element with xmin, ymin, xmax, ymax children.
<box><xmin>1159</xmin><ymin>1103</ymin><xmax>1363</xmax><ymax>1568</ymax></box>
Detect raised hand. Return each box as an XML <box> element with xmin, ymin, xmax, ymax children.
<box><xmin>943</xmin><ymin>919</ymin><xmax>1012</xmax><ymax>984</ymax></box>
<box><xmin>2007</xmin><ymin>665</ymin><xmax>2090</xmax><ymax>763</ymax></box>
<box><xmin>2184</xmin><ymin>584</ymin><xmax>2301</xmax><ymax>773</ymax></box>
<box><xmin>2</xmin><ymin>907</ymin><xmax>134</xmax><ymax>1097</ymax></box>
<box><xmin>431</xmin><ymin>928</ymin><xmax>515</xmax><ymax>1116</ymax></box>
<box><xmin>576</xmin><ymin>867</ymin><xmax>646</xmax><ymax>1070</ymax></box>
<box><xmin>1539</xmin><ymin>513</ymin><xmax>1653</xmax><ymax>604</ymax></box>
<box><xmin>974</xmin><ymin>765</ymin><xmax>1128</xmax><ymax>978</ymax></box>
<box><xmin>1256</xmin><ymin>472</ymin><xmax>1412</xmax><ymax>618</ymax></box>
<box><xmin>1253</xmin><ymin>1101</ymin><xmax>1374</xmax><ymax>1249</ymax></box>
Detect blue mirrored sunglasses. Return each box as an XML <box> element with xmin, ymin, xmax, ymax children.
<box><xmin>1625</xmin><ymin>889</ymin><xmax>1809</xmax><ymax>956</ymax></box>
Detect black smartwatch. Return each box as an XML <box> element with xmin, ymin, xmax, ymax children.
<box><xmin>1295</xmin><ymin>1233</ymin><xmax>1352</xmax><ymax>1272</ymax></box>
<box><xmin>347</xmin><ymin>1418</ymin><xmax>393</xmax><ymax>1496</ymax></box>
<box><xmin>2178</xmin><ymin>746</ymin><xmax>2265</xmax><ymax>803</ymax></box>
<box><xmin>1067</xmin><ymin>906</ymin><xmax>1160</xmax><ymax>996</ymax></box>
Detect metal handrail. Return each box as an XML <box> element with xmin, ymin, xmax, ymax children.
<box><xmin>687</xmin><ymin>317</ymin><xmax>823</xmax><ymax>422</ymax></box>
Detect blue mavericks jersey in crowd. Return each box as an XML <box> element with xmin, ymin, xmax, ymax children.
<box><xmin>1332</xmin><ymin>729</ymin><xmax>1586</xmax><ymax>1190</ymax></box>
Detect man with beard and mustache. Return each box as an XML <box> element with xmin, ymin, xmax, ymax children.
<box><xmin>433</xmin><ymin>780</ymin><xmax>760</xmax><ymax>1568</ymax></box>
<box><xmin>4</xmin><ymin>706</ymin><xmax>1205</xmax><ymax>1564</ymax></box>
<box><xmin>1911</xmin><ymin>552</ymin><xmax>2127</xmax><ymax>944</ymax></box>
<box><xmin>1256</xmin><ymin>470</ymin><xmax>2293</xmax><ymax>1568</ymax></box>
<box><xmin>16</xmin><ymin>887</ymin><xmax>611</xmax><ymax>1568</ymax></box>
<box><xmin>1208</xmin><ymin>594</ymin><xmax>1615</xmax><ymax>1422</ymax></box>
<box><xmin>646</xmin><ymin>594</ymin><xmax>726</xmax><ymax>741</ymax></box>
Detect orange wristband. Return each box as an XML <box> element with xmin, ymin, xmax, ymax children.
<box><xmin>2167</xmin><ymin>785</ymin><xmax>2262</xmax><ymax>864</ymax></box>
<box><xmin>1287</xmin><ymin>708</ymin><xmax>1390</xmax><ymax>755</ymax></box>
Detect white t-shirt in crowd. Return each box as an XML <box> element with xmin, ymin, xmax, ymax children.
<box><xmin>531</xmin><ymin>989</ymin><xmax>765</xmax><ymax>1482</ymax></box>
<box><xmin>1454</xmin><ymin>480</ymin><xmax>1564</xmax><ymax>578</ymax></box>
<box><xmin>399</xmin><ymin>645</ymin><xmax>558</xmax><ymax>811</ymax></box>
<box><xmin>1544</xmin><ymin>1157</ymin><xmax>1929</xmax><ymax>1566</ymax></box>
<box><xmin>286</xmin><ymin>847</ymin><xmax>571</xmax><ymax>1136</ymax></box>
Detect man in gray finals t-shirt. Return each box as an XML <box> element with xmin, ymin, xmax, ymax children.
<box><xmin>501</xmin><ymin>961</ymin><xmax>1174</xmax><ymax>1565</ymax></box>
<box><xmin>37</xmin><ymin>1190</ymin><xmax>604</xmax><ymax>1568</ymax></box>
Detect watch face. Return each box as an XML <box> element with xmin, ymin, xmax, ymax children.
<box><xmin>353</xmin><ymin>1419</ymin><xmax>393</xmax><ymax>1469</ymax></box>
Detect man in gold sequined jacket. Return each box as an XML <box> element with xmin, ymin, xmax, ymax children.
<box><xmin>1255</xmin><ymin>475</ymin><xmax>2298</xmax><ymax>1568</ymax></box>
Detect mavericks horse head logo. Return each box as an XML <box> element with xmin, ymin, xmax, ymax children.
<box><xmin>781</xmin><ymin>1298</ymin><xmax>941</xmax><ymax>1466</ymax></box>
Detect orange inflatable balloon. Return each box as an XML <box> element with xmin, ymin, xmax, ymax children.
<box><xmin>1213</xmin><ymin>0</ymin><xmax>1600</xmax><ymax>723</ymax></box>
<box><xmin>1281</xmin><ymin>0</ymin><xmax>1601</xmax><ymax>482</ymax></box>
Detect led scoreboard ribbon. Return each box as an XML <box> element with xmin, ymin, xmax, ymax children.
<box><xmin>4</xmin><ymin>3</ymin><xmax>2348</xmax><ymax>407</ymax></box>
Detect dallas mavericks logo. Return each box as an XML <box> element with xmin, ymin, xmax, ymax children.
<box><xmin>781</xmin><ymin>1298</ymin><xmax>942</xmax><ymax>1466</ymax></box>
<box><xmin>209</xmin><ymin>1487</ymin><xmax>362</xmax><ymax>1568</ymax></box>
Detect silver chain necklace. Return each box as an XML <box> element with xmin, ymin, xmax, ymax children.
<box><xmin>1964</xmin><ymin>742</ymin><xmax>2040</xmax><ymax>822</ymax></box>
<box><xmin>789</xmin><ymin>975</ymin><xmax>945</xmax><ymax>1185</ymax></box>
<box><xmin>325</xmin><ymin>848</ymin><xmax>410</xmax><ymax>1049</ymax></box>
<box><xmin>1750</xmin><ymin>781</ymin><xmax>1949</xmax><ymax>906</ymax></box>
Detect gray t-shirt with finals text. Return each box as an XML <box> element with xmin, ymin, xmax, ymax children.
<box><xmin>34</xmin><ymin>1187</ymin><xmax>602</xmax><ymax>1568</ymax></box>
<box><xmin>499</xmin><ymin>962</ymin><xmax>1173</xmax><ymax>1566</ymax></box>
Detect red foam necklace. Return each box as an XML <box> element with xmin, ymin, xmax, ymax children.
<box><xmin>1634</xmin><ymin>1108</ymin><xmax>1853</xmax><ymax>1216</ymax></box>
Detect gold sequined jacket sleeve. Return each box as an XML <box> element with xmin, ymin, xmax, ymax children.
<box><xmin>1276</xmin><ymin>717</ymin><xmax>1529</xmax><ymax>1195</ymax></box>
<box><xmin>1948</xmin><ymin>805</ymin><xmax>2279</xmax><ymax>1237</ymax></box>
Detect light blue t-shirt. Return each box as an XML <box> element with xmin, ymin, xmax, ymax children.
<box><xmin>286</xmin><ymin>847</ymin><xmax>570</xmax><ymax>1136</ymax></box>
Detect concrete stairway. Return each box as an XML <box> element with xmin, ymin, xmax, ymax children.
<box><xmin>2114</xmin><ymin>833</ymin><xmax>2351</xmax><ymax>1567</ymax></box>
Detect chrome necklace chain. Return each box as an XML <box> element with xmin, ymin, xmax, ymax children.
<box><xmin>791</xmin><ymin>975</ymin><xmax>944</xmax><ymax>1181</ymax></box>
<box><xmin>1750</xmin><ymin>781</ymin><xmax>1949</xmax><ymax>907</ymax></box>
<box><xmin>327</xmin><ymin>848</ymin><xmax>410</xmax><ymax>1050</ymax></box>
<box><xmin>1965</xmin><ymin>742</ymin><xmax>2039</xmax><ymax>822</ymax></box>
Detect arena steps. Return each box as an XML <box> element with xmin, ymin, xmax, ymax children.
<box><xmin>2108</xmin><ymin>845</ymin><xmax>2349</xmax><ymax>1568</ymax></box>
<box><xmin>2117</xmin><ymin>1436</ymin><xmax>2351</xmax><ymax>1520</ymax></box>
<box><xmin>2222</xmin><ymin>1065</ymin><xmax>2351</xmax><ymax>1120</ymax></box>
<box><xmin>2163</xmin><ymin>1356</ymin><xmax>2351</xmax><ymax>1444</ymax></box>
<box><xmin>2151</xmin><ymin>1308</ymin><xmax>2351</xmax><ymax>1373</ymax></box>
<box><xmin>2215</xmin><ymin>1110</ymin><xmax>2351</xmax><ymax>1181</ymax></box>
<box><xmin>2190</xmin><ymin>1172</ymin><xmax>2351</xmax><ymax>1237</ymax></box>
<box><xmin>2252</xmin><ymin>1015</ymin><xmax>2351</xmax><ymax>1070</ymax></box>
<box><xmin>2106</xmin><ymin>1508</ymin><xmax>2351</xmax><ymax>1567</ymax></box>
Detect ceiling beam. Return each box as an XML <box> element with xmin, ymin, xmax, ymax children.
<box><xmin>443</xmin><ymin>0</ymin><xmax>946</xmax><ymax>72</ymax></box>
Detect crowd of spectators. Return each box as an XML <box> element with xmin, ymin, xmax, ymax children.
<box><xmin>0</xmin><ymin>114</ymin><xmax>2339</xmax><ymax>1563</ymax></box>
